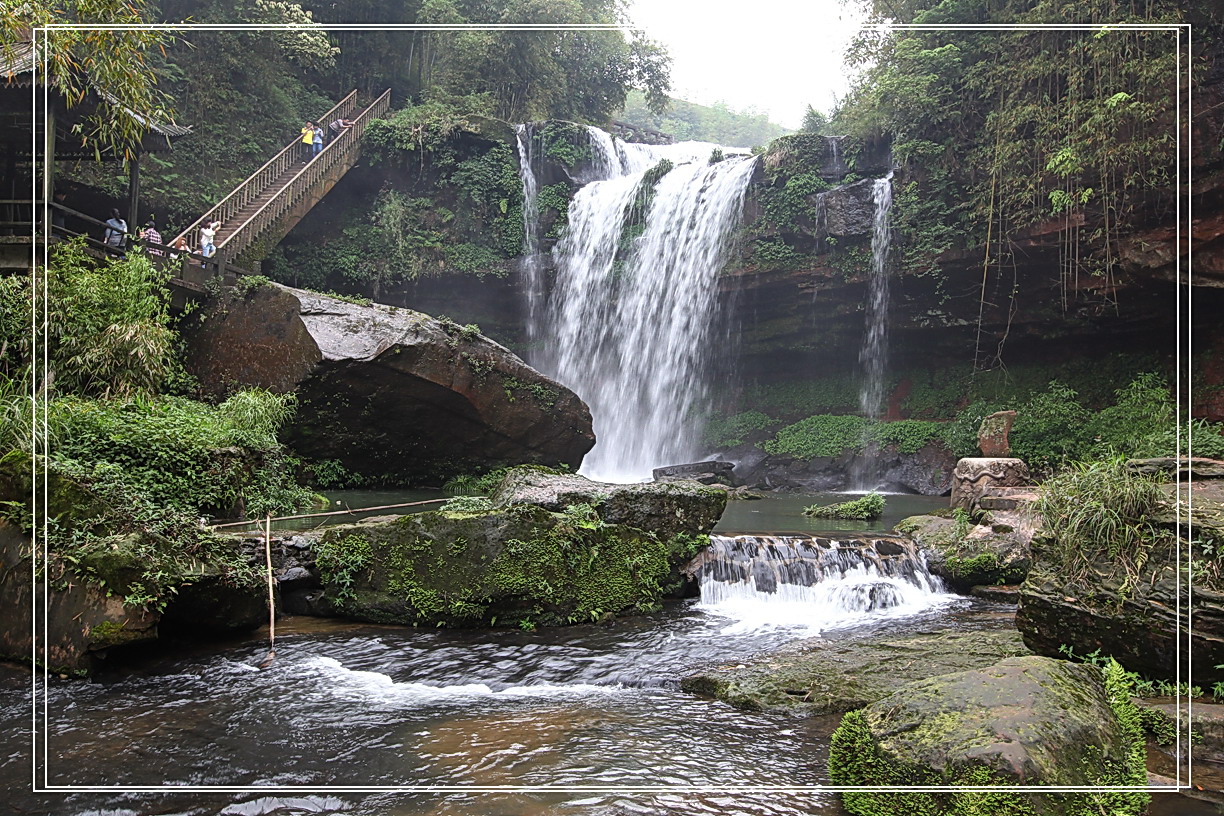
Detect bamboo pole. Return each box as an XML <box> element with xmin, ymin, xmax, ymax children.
<box><xmin>210</xmin><ymin>497</ymin><xmax>460</xmax><ymax>530</ymax></box>
<box><xmin>258</xmin><ymin>514</ymin><xmax>276</xmax><ymax>669</ymax></box>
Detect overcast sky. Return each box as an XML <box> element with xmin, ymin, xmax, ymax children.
<box><xmin>626</xmin><ymin>1</ymin><xmax>867</xmax><ymax>130</ymax></box>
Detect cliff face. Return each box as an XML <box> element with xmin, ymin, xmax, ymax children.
<box><xmin>275</xmin><ymin>92</ymin><xmax>1222</xmax><ymax>419</ymax></box>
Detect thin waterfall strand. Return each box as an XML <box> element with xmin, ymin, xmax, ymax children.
<box><xmin>852</xmin><ymin>172</ymin><xmax>894</xmax><ymax>490</ymax></box>
<box><xmin>515</xmin><ymin>124</ymin><xmax>544</xmax><ymax>343</ymax></box>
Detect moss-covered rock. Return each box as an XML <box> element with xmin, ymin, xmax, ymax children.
<box><xmin>681</xmin><ymin>629</ymin><xmax>1030</xmax><ymax>714</ymax></box>
<box><xmin>829</xmin><ymin>656</ymin><xmax>1150</xmax><ymax>816</ymax></box>
<box><xmin>898</xmin><ymin>513</ymin><xmax>1030</xmax><ymax>592</ymax></box>
<box><xmin>284</xmin><ymin>466</ymin><xmax>727</xmax><ymax>628</ymax></box>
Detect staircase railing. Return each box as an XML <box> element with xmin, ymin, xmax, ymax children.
<box><xmin>171</xmin><ymin>89</ymin><xmax>361</xmax><ymax>247</ymax></box>
<box><xmin>216</xmin><ymin>88</ymin><xmax>391</xmax><ymax>262</ymax></box>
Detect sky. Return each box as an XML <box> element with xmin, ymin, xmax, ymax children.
<box><xmin>626</xmin><ymin>1</ymin><xmax>868</xmax><ymax>130</ymax></box>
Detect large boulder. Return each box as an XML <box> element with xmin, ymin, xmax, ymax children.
<box><xmin>292</xmin><ymin>466</ymin><xmax>727</xmax><ymax>628</ymax></box>
<box><xmin>183</xmin><ymin>283</ymin><xmax>595</xmax><ymax>484</ymax></box>
<box><xmin>829</xmin><ymin>656</ymin><xmax>1149</xmax><ymax>816</ymax></box>
<box><xmin>682</xmin><ymin>629</ymin><xmax>1030</xmax><ymax>714</ymax></box>
<box><xmin>1016</xmin><ymin>478</ymin><xmax>1224</xmax><ymax>683</ymax></box>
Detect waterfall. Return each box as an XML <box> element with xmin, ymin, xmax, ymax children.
<box><xmin>531</xmin><ymin>128</ymin><xmax>757</xmax><ymax>482</ymax></box>
<box><xmin>515</xmin><ymin>124</ymin><xmax>545</xmax><ymax>343</ymax></box>
<box><xmin>687</xmin><ymin>533</ymin><xmax>949</xmax><ymax>633</ymax></box>
<box><xmin>851</xmin><ymin>172</ymin><xmax>895</xmax><ymax>490</ymax></box>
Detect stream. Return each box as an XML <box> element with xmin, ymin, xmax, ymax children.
<box><xmin>2</xmin><ymin>498</ymin><xmax>1215</xmax><ymax>815</ymax></box>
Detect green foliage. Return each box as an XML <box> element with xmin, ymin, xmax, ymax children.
<box><xmin>617</xmin><ymin>90</ymin><xmax>790</xmax><ymax>149</ymax></box>
<box><xmin>314</xmin><ymin>533</ymin><xmax>373</xmax><ymax>605</ymax></box>
<box><xmin>537</xmin><ymin>183</ymin><xmax>573</xmax><ymax>237</ymax></box>
<box><xmin>2</xmin><ymin>1</ymin><xmax>173</xmax><ymax>160</ymax></box>
<box><xmin>50</xmin><ymin>390</ymin><xmax>312</xmax><ymax>518</ymax></box>
<box><xmin>804</xmin><ymin>492</ymin><xmax>886</xmax><ymax>520</ymax></box>
<box><xmin>1035</xmin><ymin>457</ymin><xmax>1169</xmax><ymax>600</ymax></box>
<box><xmin>442</xmin><ymin>467</ymin><xmax>507</xmax><ymax>495</ymax></box>
<box><xmin>876</xmin><ymin>419</ymin><xmax>943</xmax><ymax>454</ymax></box>
<box><xmin>765</xmin><ymin>414</ymin><xmax>872</xmax><ymax>459</ymax></box>
<box><xmin>834</xmin><ymin>0</ymin><xmax>1190</xmax><ymax>307</ymax></box>
<box><xmin>43</xmin><ymin>241</ymin><xmax>176</xmax><ymax>400</ymax></box>
<box><xmin>750</xmin><ymin>237</ymin><xmax>807</xmax><ymax>271</ymax></box>
<box><xmin>43</xmin><ymin>459</ymin><xmax>259</xmax><ymax>611</ymax></box>
<box><xmin>307</xmin><ymin>458</ymin><xmax>361</xmax><ymax>489</ymax></box>
<box><xmin>540</xmin><ymin>121</ymin><xmax>592</xmax><ymax>168</ymax></box>
<box><xmin>702</xmin><ymin>411</ymin><xmax>778</xmax><ymax>449</ymax></box>
<box><xmin>764</xmin><ymin>414</ymin><xmax>945</xmax><ymax>459</ymax></box>
<box><xmin>1008</xmin><ymin>381</ymin><xmax>1092</xmax><ymax>472</ymax></box>
<box><xmin>439</xmin><ymin>494</ymin><xmax>496</xmax><ymax>517</ymax></box>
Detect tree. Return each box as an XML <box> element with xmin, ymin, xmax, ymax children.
<box><xmin>801</xmin><ymin>104</ymin><xmax>828</xmax><ymax>134</ymax></box>
<box><xmin>0</xmin><ymin>0</ymin><xmax>174</xmax><ymax>159</ymax></box>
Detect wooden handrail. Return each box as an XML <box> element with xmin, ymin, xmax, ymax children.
<box><xmin>171</xmin><ymin>90</ymin><xmax>361</xmax><ymax>247</ymax></box>
<box><xmin>216</xmin><ymin>88</ymin><xmax>391</xmax><ymax>261</ymax></box>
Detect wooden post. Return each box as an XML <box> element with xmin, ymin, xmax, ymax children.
<box><xmin>126</xmin><ymin>150</ymin><xmax>141</xmax><ymax>232</ymax></box>
<box><xmin>43</xmin><ymin>101</ymin><xmax>55</xmax><ymax>214</ymax></box>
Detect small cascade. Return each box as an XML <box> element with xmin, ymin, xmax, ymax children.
<box><xmin>851</xmin><ymin>171</ymin><xmax>895</xmax><ymax>490</ymax></box>
<box><xmin>688</xmin><ymin>533</ymin><xmax>948</xmax><ymax>632</ymax></box>
<box><xmin>529</xmin><ymin>128</ymin><xmax>757</xmax><ymax>482</ymax></box>
<box><xmin>515</xmin><ymin>124</ymin><xmax>545</xmax><ymax>342</ymax></box>
<box><xmin>826</xmin><ymin>136</ymin><xmax>848</xmax><ymax>177</ymax></box>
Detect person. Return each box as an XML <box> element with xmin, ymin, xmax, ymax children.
<box><xmin>103</xmin><ymin>208</ymin><xmax>127</xmax><ymax>251</ymax></box>
<box><xmin>327</xmin><ymin>117</ymin><xmax>354</xmax><ymax>143</ymax></box>
<box><xmin>199</xmin><ymin>220</ymin><xmax>219</xmax><ymax>258</ymax></box>
<box><xmin>51</xmin><ymin>190</ymin><xmax>67</xmax><ymax>230</ymax></box>
<box><xmin>140</xmin><ymin>218</ymin><xmax>163</xmax><ymax>256</ymax></box>
<box><xmin>312</xmin><ymin>124</ymin><xmax>324</xmax><ymax>157</ymax></box>
<box><xmin>169</xmin><ymin>236</ymin><xmax>191</xmax><ymax>260</ymax></box>
<box><xmin>301</xmin><ymin>122</ymin><xmax>315</xmax><ymax>163</ymax></box>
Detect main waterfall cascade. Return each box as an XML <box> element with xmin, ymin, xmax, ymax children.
<box><xmin>851</xmin><ymin>171</ymin><xmax>895</xmax><ymax>490</ymax></box>
<box><xmin>688</xmin><ymin>533</ymin><xmax>952</xmax><ymax>633</ymax></box>
<box><xmin>521</xmin><ymin>125</ymin><xmax>758</xmax><ymax>482</ymax></box>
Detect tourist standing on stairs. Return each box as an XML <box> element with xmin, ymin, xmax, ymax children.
<box><xmin>103</xmin><ymin>208</ymin><xmax>127</xmax><ymax>252</ymax></box>
<box><xmin>200</xmin><ymin>220</ymin><xmax>219</xmax><ymax>258</ymax></box>
<box><xmin>312</xmin><ymin>124</ymin><xmax>324</xmax><ymax>157</ymax></box>
<box><xmin>140</xmin><ymin>219</ymin><xmax>163</xmax><ymax>256</ymax></box>
<box><xmin>301</xmin><ymin>122</ymin><xmax>315</xmax><ymax>162</ymax></box>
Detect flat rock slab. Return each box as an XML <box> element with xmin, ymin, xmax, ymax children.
<box><xmin>681</xmin><ymin>628</ymin><xmax>1031</xmax><ymax>714</ymax></box>
<box><xmin>490</xmin><ymin>467</ymin><xmax>727</xmax><ymax>540</ymax></box>
<box><xmin>183</xmin><ymin>283</ymin><xmax>595</xmax><ymax>483</ymax></box>
<box><xmin>1135</xmin><ymin>697</ymin><xmax>1224</xmax><ymax>764</ymax></box>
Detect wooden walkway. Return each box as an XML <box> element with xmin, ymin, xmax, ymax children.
<box><xmin>172</xmin><ymin>88</ymin><xmax>391</xmax><ymax>267</ymax></box>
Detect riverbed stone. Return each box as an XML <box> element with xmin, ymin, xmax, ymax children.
<box><xmin>182</xmin><ymin>283</ymin><xmax>595</xmax><ymax>484</ymax></box>
<box><xmin>303</xmin><ymin>467</ymin><xmax>726</xmax><ymax>627</ymax></box>
<box><xmin>828</xmin><ymin>656</ymin><xmax>1149</xmax><ymax>816</ymax></box>
<box><xmin>680</xmin><ymin>629</ymin><xmax>1031</xmax><ymax>714</ymax></box>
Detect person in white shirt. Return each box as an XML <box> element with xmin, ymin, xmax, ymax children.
<box><xmin>200</xmin><ymin>220</ymin><xmax>220</xmax><ymax>258</ymax></box>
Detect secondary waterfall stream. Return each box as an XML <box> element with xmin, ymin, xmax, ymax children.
<box><xmin>522</xmin><ymin>128</ymin><xmax>757</xmax><ymax>482</ymax></box>
<box><xmin>851</xmin><ymin>171</ymin><xmax>895</xmax><ymax>490</ymax></box>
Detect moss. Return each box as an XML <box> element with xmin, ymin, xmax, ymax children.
<box><xmin>317</xmin><ymin>505</ymin><xmax>673</xmax><ymax>627</ymax></box>
<box><xmin>87</xmin><ymin>619</ymin><xmax>146</xmax><ymax>649</ymax></box>
<box><xmin>827</xmin><ymin>661</ymin><xmax>1150</xmax><ymax>816</ymax></box>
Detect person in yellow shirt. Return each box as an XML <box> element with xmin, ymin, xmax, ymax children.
<box><xmin>301</xmin><ymin>122</ymin><xmax>315</xmax><ymax>163</ymax></box>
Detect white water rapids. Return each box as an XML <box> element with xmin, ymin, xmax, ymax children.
<box><xmin>520</xmin><ymin>126</ymin><xmax>757</xmax><ymax>482</ymax></box>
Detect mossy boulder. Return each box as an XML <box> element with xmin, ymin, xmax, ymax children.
<box><xmin>682</xmin><ymin>629</ymin><xmax>1030</xmax><ymax>714</ymax></box>
<box><xmin>897</xmin><ymin>514</ymin><xmax>1031</xmax><ymax>592</ymax></box>
<box><xmin>309</xmin><ymin>468</ymin><xmax>726</xmax><ymax>628</ymax></box>
<box><xmin>829</xmin><ymin>656</ymin><xmax>1149</xmax><ymax>816</ymax></box>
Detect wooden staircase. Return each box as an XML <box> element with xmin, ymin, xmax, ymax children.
<box><xmin>173</xmin><ymin>88</ymin><xmax>391</xmax><ymax>268</ymax></box>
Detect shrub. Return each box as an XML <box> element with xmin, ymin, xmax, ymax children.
<box><xmin>765</xmin><ymin>414</ymin><xmax>871</xmax><ymax>458</ymax></box>
<box><xmin>702</xmin><ymin>411</ymin><xmax>777</xmax><ymax>449</ymax></box>
<box><xmin>804</xmin><ymin>492</ymin><xmax>886</xmax><ymax>520</ymax></box>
